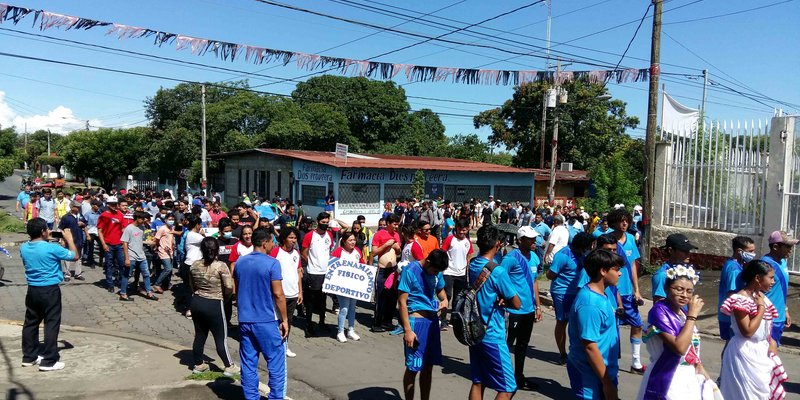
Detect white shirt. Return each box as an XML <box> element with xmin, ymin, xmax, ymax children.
<box><xmin>401</xmin><ymin>242</ymin><xmax>414</xmax><ymax>263</ymax></box>
<box><xmin>184</xmin><ymin>231</ymin><xmax>204</xmax><ymax>265</ymax></box>
<box><xmin>200</xmin><ymin>209</ymin><xmax>212</xmax><ymax>225</ymax></box>
<box><xmin>302</xmin><ymin>230</ymin><xmax>333</xmax><ymax>275</ymax></box>
<box><xmin>272</xmin><ymin>247</ymin><xmax>301</xmax><ymax>298</ymax></box>
<box><xmin>442</xmin><ymin>235</ymin><xmax>473</xmax><ymax>277</ymax></box>
<box><xmin>546</xmin><ymin>225</ymin><xmax>570</xmax><ymax>264</ymax></box>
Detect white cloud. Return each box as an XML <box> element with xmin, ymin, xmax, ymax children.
<box><xmin>0</xmin><ymin>91</ymin><xmax>102</xmax><ymax>134</ymax></box>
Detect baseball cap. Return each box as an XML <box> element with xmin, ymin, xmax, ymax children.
<box><xmin>665</xmin><ymin>233</ymin><xmax>698</xmax><ymax>252</ymax></box>
<box><xmin>768</xmin><ymin>230</ymin><xmax>800</xmax><ymax>245</ymax></box>
<box><xmin>106</xmin><ymin>196</ymin><xmax>118</xmax><ymax>203</ymax></box>
<box><xmin>517</xmin><ymin>226</ymin><xmax>540</xmax><ymax>239</ymax></box>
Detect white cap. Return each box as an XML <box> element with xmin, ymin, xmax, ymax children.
<box><xmin>614</xmin><ymin>203</ymin><xmax>625</xmax><ymax>210</ymax></box>
<box><xmin>517</xmin><ymin>226</ymin><xmax>540</xmax><ymax>239</ymax></box>
<box><xmin>633</xmin><ymin>205</ymin><xmax>643</xmax><ymax>211</ymax></box>
<box><xmin>413</xmin><ymin>203</ymin><xmax>421</xmax><ymax>207</ymax></box>
<box><xmin>106</xmin><ymin>196</ymin><xmax>118</xmax><ymax>203</ymax></box>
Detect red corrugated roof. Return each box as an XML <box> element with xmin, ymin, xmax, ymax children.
<box><xmin>255</xmin><ymin>148</ymin><xmax>532</xmax><ymax>174</ymax></box>
<box><xmin>530</xmin><ymin>168</ymin><xmax>589</xmax><ymax>181</ymax></box>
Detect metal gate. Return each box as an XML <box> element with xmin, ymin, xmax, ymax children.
<box><xmin>444</xmin><ymin>185</ymin><xmax>490</xmax><ymax>203</ymax></box>
<box><xmin>782</xmin><ymin>118</ymin><xmax>800</xmax><ymax>273</ymax></box>
<box><xmin>384</xmin><ymin>184</ymin><xmax>411</xmax><ymax>202</ymax></box>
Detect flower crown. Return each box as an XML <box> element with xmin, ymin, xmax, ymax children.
<box><xmin>665</xmin><ymin>264</ymin><xmax>699</xmax><ymax>285</ymax></box>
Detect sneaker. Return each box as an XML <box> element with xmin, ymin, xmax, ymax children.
<box><xmin>333</xmin><ymin>307</ymin><xmax>340</xmax><ymax>314</ymax></box>
<box><xmin>119</xmin><ymin>295</ymin><xmax>134</xmax><ymax>302</ymax></box>
<box><xmin>39</xmin><ymin>361</ymin><xmax>65</xmax><ymax>372</ymax></box>
<box><xmin>223</xmin><ymin>363</ymin><xmax>241</xmax><ymax>377</ymax></box>
<box><xmin>346</xmin><ymin>329</ymin><xmax>360</xmax><ymax>341</ymax></box>
<box><xmin>21</xmin><ymin>355</ymin><xmax>43</xmax><ymax>367</ymax></box>
<box><xmin>630</xmin><ymin>365</ymin><xmax>647</xmax><ymax>375</ymax></box>
<box><xmin>62</xmin><ymin>276</ymin><xmax>70</xmax><ymax>282</ymax></box>
<box><xmin>73</xmin><ymin>274</ymin><xmax>85</xmax><ymax>281</ymax></box>
<box><xmin>370</xmin><ymin>326</ymin><xmax>386</xmax><ymax>333</ymax></box>
<box><xmin>336</xmin><ymin>332</ymin><xmax>347</xmax><ymax>343</ymax></box>
<box><xmin>286</xmin><ymin>348</ymin><xmax>297</xmax><ymax>358</ymax></box>
<box><xmin>192</xmin><ymin>363</ymin><xmax>209</xmax><ymax>374</ymax></box>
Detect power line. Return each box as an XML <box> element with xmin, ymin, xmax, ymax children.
<box><xmin>603</xmin><ymin>3</ymin><xmax>652</xmax><ymax>88</ymax></box>
<box><xmin>664</xmin><ymin>0</ymin><xmax>795</xmax><ymax>24</ymax></box>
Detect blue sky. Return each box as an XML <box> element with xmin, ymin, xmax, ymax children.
<box><xmin>0</xmin><ymin>0</ymin><xmax>797</xmax><ymax>145</ymax></box>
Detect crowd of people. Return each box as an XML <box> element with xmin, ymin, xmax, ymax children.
<box><xmin>13</xmin><ymin>183</ymin><xmax>794</xmax><ymax>400</ymax></box>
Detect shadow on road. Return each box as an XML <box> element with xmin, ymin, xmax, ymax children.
<box><xmin>441</xmin><ymin>354</ymin><xmax>471</xmax><ymax>379</ymax></box>
<box><xmin>347</xmin><ymin>386</ymin><xmax>402</xmax><ymax>400</ymax></box>
<box><xmin>0</xmin><ymin>333</ymin><xmax>36</xmax><ymax>400</ymax></box>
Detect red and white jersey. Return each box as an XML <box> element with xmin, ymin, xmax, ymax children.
<box><xmin>270</xmin><ymin>247</ymin><xmax>302</xmax><ymax>298</ymax></box>
<box><xmin>331</xmin><ymin>246</ymin><xmax>364</xmax><ymax>264</ymax></box>
<box><xmin>228</xmin><ymin>242</ymin><xmax>254</xmax><ymax>264</ymax></box>
<box><xmin>441</xmin><ymin>235</ymin><xmax>474</xmax><ymax>277</ymax></box>
<box><xmin>302</xmin><ymin>230</ymin><xmax>334</xmax><ymax>275</ymax></box>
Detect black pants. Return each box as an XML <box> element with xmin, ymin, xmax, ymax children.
<box><xmin>305</xmin><ymin>274</ymin><xmax>326</xmax><ymax>325</ymax></box>
<box><xmin>22</xmin><ymin>285</ymin><xmax>62</xmax><ymax>367</ymax></box>
<box><xmin>374</xmin><ymin>268</ymin><xmax>398</xmax><ymax>328</ymax></box>
<box><xmin>85</xmin><ymin>233</ymin><xmax>104</xmax><ymax>266</ymax></box>
<box><xmin>506</xmin><ymin>312</ymin><xmax>536</xmax><ymax>381</ymax></box>
<box><xmin>190</xmin><ymin>295</ymin><xmax>233</xmax><ymax>367</ymax></box>
<box><xmin>285</xmin><ymin>297</ymin><xmax>298</xmax><ymax>335</ymax></box>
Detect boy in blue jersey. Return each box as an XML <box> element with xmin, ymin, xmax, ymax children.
<box><xmin>547</xmin><ymin>232</ymin><xmax>595</xmax><ymax>365</ymax></box>
<box><xmin>234</xmin><ymin>229</ymin><xmax>289</xmax><ymax>400</ymax></box>
<box><xmin>592</xmin><ymin>219</ymin><xmax>613</xmax><ymax>238</ymax></box>
<box><xmin>503</xmin><ymin>226</ymin><xmax>542</xmax><ymax>391</ymax></box>
<box><xmin>606</xmin><ymin>208</ymin><xmax>645</xmax><ymax>374</ymax></box>
<box><xmin>567</xmin><ymin>249</ymin><xmax>623</xmax><ymax>400</ymax></box>
<box><xmin>717</xmin><ymin>236</ymin><xmax>756</xmax><ymax>341</ymax></box>
<box><xmin>398</xmin><ymin>249</ymin><xmax>449</xmax><ymax>400</ymax></box>
<box><xmin>651</xmin><ymin>233</ymin><xmax>697</xmax><ymax>302</ymax></box>
<box><xmin>468</xmin><ymin>226</ymin><xmax>521</xmax><ymax>400</ymax></box>
<box><xmin>762</xmin><ymin>230</ymin><xmax>797</xmax><ymax>345</ymax></box>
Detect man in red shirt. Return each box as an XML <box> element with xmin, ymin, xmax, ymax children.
<box><xmin>371</xmin><ymin>214</ymin><xmax>402</xmax><ymax>332</ymax></box>
<box><xmin>98</xmin><ymin>196</ymin><xmax>126</xmax><ymax>294</ymax></box>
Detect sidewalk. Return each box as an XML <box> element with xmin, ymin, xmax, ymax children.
<box><xmin>0</xmin><ymin>321</ymin><xmax>250</xmax><ymax>399</ymax></box>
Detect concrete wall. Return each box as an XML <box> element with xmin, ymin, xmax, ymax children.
<box><xmin>651</xmin><ymin>224</ymin><xmax>765</xmax><ymax>261</ymax></box>
<box><xmin>223</xmin><ymin>152</ymin><xmax>293</xmax><ymax>206</ymax></box>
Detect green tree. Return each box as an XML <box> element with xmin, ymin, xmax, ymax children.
<box><xmin>292</xmin><ymin>75</ymin><xmax>412</xmax><ymax>151</ymax></box>
<box><xmin>61</xmin><ymin>128</ymin><xmax>148</xmax><ymax>189</ymax></box>
<box><xmin>411</xmin><ymin>169</ymin><xmax>426</xmax><ymax>199</ymax></box>
<box><xmin>0</xmin><ymin>126</ymin><xmax>20</xmax><ymax>181</ymax></box>
<box><xmin>16</xmin><ymin>130</ymin><xmax>64</xmax><ymax>170</ymax></box>
<box><xmin>473</xmin><ymin>80</ymin><xmax>639</xmax><ymax>169</ymax></box>
<box><xmin>36</xmin><ymin>155</ymin><xmax>65</xmax><ymax>178</ymax></box>
<box><xmin>585</xmin><ymin>137</ymin><xmax>644</xmax><ymax>211</ymax></box>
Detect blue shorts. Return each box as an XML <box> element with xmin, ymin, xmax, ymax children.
<box><xmin>772</xmin><ymin>322</ymin><xmax>785</xmax><ymax>346</ymax></box>
<box><xmin>567</xmin><ymin>359</ymin><xmax>618</xmax><ymax>400</ymax></box>
<box><xmin>718</xmin><ymin>320</ymin><xmax>733</xmax><ymax>341</ymax></box>
<box><xmin>468</xmin><ymin>341</ymin><xmax>517</xmax><ymax>393</ymax></box>
<box><xmin>619</xmin><ymin>295</ymin><xmax>643</xmax><ymax>328</ymax></box>
<box><xmin>404</xmin><ymin>316</ymin><xmax>442</xmax><ymax>372</ymax></box>
<box><xmin>552</xmin><ymin>293</ymin><xmax>576</xmax><ymax>322</ymax></box>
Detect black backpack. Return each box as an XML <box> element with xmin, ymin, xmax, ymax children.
<box><xmin>451</xmin><ymin>261</ymin><xmax>497</xmax><ymax>346</ymax></box>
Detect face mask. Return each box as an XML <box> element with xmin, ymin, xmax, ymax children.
<box><xmin>318</xmin><ymin>223</ymin><xmax>329</xmax><ymax>231</ymax></box>
<box><xmin>166</xmin><ymin>220</ymin><xmax>174</xmax><ymax>226</ymax></box>
<box><xmin>223</xmin><ymin>232</ymin><xmax>233</xmax><ymax>238</ymax></box>
<box><xmin>160</xmin><ymin>213</ymin><xmax>167</xmax><ymax>219</ymax></box>
<box><xmin>741</xmin><ymin>251</ymin><xmax>756</xmax><ymax>263</ymax></box>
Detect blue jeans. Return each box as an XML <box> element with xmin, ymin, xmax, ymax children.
<box><xmin>239</xmin><ymin>321</ymin><xmax>286</xmax><ymax>400</ymax></box>
<box><xmin>104</xmin><ymin>244</ymin><xmax>125</xmax><ymax>291</ymax></box>
<box><xmin>129</xmin><ymin>259</ymin><xmax>152</xmax><ymax>294</ymax></box>
<box><xmin>337</xmin><ymin>296</ymin><xmax>357</xmax><ymax>333</ymax></box>
<box><xmin>154</xmin><ymin>257</ymin><xmax>173</xmax><ymax>288</ymax></box>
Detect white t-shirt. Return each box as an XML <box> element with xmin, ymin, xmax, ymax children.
<box><xmin>184</xmin><ymin>231</ymin><xmax>204</xmax><ymax>265</ymax></box>
<box><xmin>302</xmin><ymin>230</ymin><xmax>333</xmax><ymax>275</ymax></box>
<box><xmin>546</xmin><ymin>225</ymin><xmax>570</xmax><ymax>264</ymax></box>
<box><xmin>271</xmin><ymin>247</ymin><xmax>301</xmax><ymax>298</ymax></box>
<box><xmin>401</xmin><ymin>242</ymin><xmax>414</xmax><ymax>263</ymax></box>
<box><xmin>200</xmin><ymin>209</ymin><xmax>212</xmax><ymax>225</ymax></box>
<box><xmin>442</xmin><ymin>235</ymin><xmax>474</xmax><ymax>277</ymax></box>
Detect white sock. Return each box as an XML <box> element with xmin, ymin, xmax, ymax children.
<box><xmin>632</xmin><ymin>341</ymin><xmax>642</xmax><ymax>368</ymax></box>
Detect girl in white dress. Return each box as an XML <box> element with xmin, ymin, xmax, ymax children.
<box><xmin>720</xmin><ymin>259</ymin><xmax>787</xmax><ymax>400</ymax></box>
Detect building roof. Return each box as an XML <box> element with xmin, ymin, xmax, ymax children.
<box><xmin>530</xmin><ymin>168</ymin><xmax>589</xmax><ymax>182</ymax></box>
<box><xmin>218</xmin><ymin>148</ymin><xmax>533</xmax><ymax>174</ymax></box>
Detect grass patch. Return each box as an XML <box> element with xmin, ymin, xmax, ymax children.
<box><xmin>185</xmin><ymin>371</ymin><xmax>239</xmax><ymax>381</ymax></box>
<box><xmin>0</xmin><ymin>212</ymin><xmax>25</xmax><ymax>233</ymax></box>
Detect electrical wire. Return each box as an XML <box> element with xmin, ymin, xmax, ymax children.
<box><xmin>602</xmin><ymin>3</ymin><xmax>652</xmax><ymax>89</ymax></box>
<box><xmin>664</xmin><ymin>0</ymin><xmax>795</xmax><ymax>25</ymax></box>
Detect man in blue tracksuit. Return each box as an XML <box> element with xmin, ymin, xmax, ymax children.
<box><xmin>234</xmin><ymin>229</ymin><xmax>289</xmax><ymax>399</ymax></box>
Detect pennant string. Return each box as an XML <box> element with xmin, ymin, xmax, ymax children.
<box><xmin>0</xmin><ymin>2</ymin><xmax>650</xmax><ymax>87</ymax></box>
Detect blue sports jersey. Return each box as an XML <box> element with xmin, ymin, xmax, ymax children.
<box><xmin>533</xmin><ymin>222</ymin><xmax>551</xmax><ymax>249</ymax></box>
<box><xmin>718</xmin><ymin>258</ymin><xmax>744</xmax><ymax>323</ymax></box>
<box><xmin>500</xmin><ymin>249</ymin><xmax>540</xmax><ymax>314</ymax></box>
<box><xmin>398</xmin><ymin>261</ymin><xmax>445</xmax><ymax>314</ymax></box>
<box><xmin>592</xmin><ymin>227</ymin><xmax>614</xmax><ymax>238</ymax></box>
<box><xmin>567</xmin><ymin>285</ymin><xmax>619</xmax><ymax>397</ymax></box>
<box><xmin>615</xmin><ymin>233</ymin><xmax>640</xmax><ymax>296</ymax></box>
<box><xmin>234</xmin><ymin>252</ymin><xmax>283</xmax><ymax>323</ymax></box>
<box><xmin>550</xmin><ymin>247</ymin><xmax>581</xmax><ymax>296</ymax></box>
<box><xmin>763</xmin><ymin>255</ymin><xmax>789</xmax><ymax>323</ymax></box>
<box><xmin>469</xmin><ymin>257</ymin><xmax>517</xmax><ymax>344</ymax></box>
<box><xmin>651</xmin><ymin>263</ymin><xmax>671</xmax><ymax>299</ymax></box>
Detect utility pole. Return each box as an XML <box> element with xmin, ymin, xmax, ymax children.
<box><xmin>24</xmin><ymin>123</ymin><xmax>27</xmax><ymax>170</ymax></box>
<box><xmin>643</xmin><ymin>0</ymin><xmax>662</xmax><ymax>265</ymax></box>
<box><xmin>700</xmin><ymin>69</ymin><xmax>708</xmax><ymax>130</ymax></box>
<box><xmin>46</xmin><ymin>129</ymin><xmax>52</xmax><ymax>177</ymax></box>
<box><xmin>547</xmin><ymin>61</ymin><xmax>561</xmax><ymax>204</ymax></box>
<box><xmin>85</xmin><ymin>120</ymin><xmax>90</xmax><ymax>131</ymax></box>
<box><xmin>201</xmin><ymin>84</ymin><xmax>207</xmax><ymax>190</ymax></box>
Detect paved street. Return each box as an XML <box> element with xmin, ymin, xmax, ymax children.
<box><xmin>1</xmin><ymin>171</ymin><xmax>799</xmax><ymax>400</ymax></box>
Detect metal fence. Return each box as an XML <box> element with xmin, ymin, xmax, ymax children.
<box><xmin>782</xmin><ymin>118</ymin><xmax>800</xmax><ymax>273</ymax></box>
<box><xmin>662</xmin><ymin>120</ymin><xmax>770</xmax><ymax>235</ymax></box>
